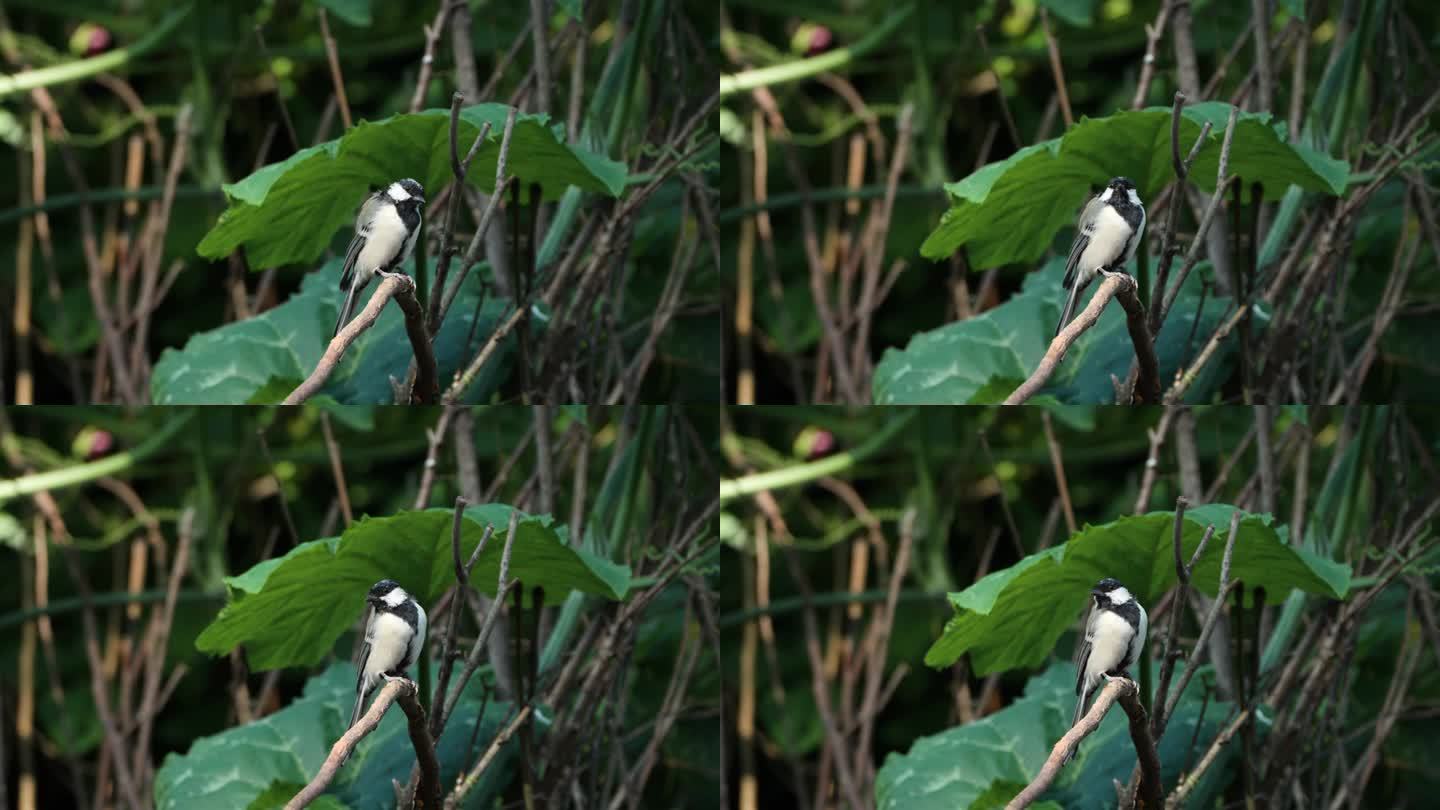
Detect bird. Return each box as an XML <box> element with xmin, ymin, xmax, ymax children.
<box><xmin>346</xmin><ymin>579</ymin><xmax>427</xmax><ymax>761</ymax></box>
<box><xmin>332</xmin><ymin>179</ymin><xmax>426</xmax><ymax>339</ymax></box>
<box><xmin>1063</xmin><ymin>577</ymin><xmax>1148</xmax><ymax>765</ymax></box>
<box><xmin>1055</xmin><ymin>177</ymin><xmax>1147</xmax><ymax>337</ymax></box>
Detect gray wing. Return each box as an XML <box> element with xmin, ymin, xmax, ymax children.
<box><xmin>349</xmin><ymin>609</ymin><xmax>378</xmax><ymax>728</ymax></box>
<box><xmin>1061</xmin><ymin>195</ymin><xmax>1105</xmax><ymax>290</ymax></box>
<box><xmin>338</xmin><ymin>193</ymin><xmax>385</xmax><ymax>290</ymax></box>
<box><xmin>1073</xmin><ymin>603</ymin><xmax>1100</xmax><ymax>696</ymax></box>
<box><xmin>1062</xmin><ymin>606</ymin><xmax>1099</xmax><ymax>764</ymax></box>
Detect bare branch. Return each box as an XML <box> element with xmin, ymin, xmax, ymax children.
<box><xmin>285</xmin><ymin>275</ymin><xmax>435</xmax><ymax>405</ymax></box>
<box><xmin>1008</xmin><ymin>677</ymin><xmax>1158</xmax><ymax>809</ymax></box>
<box><xmin>1007</xmin><ymin>274</ymin><xmax>1157</xmax><ymax>404</ymax></box>
<box><xmin>286</xmin><ymin>678</ymin><xmax>432</xmax><ymax>809</ymax></box>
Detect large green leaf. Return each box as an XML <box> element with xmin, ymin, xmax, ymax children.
<box><xmin>876</xmin><ymin>661</ymin><xmax>1239</xmax><ymax>809</ymax></box>
<box><xmin>872</xmin><ymin>257</ymin><xmax>1237</xmax><ymax>404</ymax></box>
<box><xmin>920</xmin><ymin>103</ymin><xmax>1348</xmax><ymax>267</ymax></box>
<box><xmin>154</xmin><ymin>660</ymin><xmax>518</xmax><ymax>810</ymax></box>
<box><xmin>194</xmin><ymin>505</ymin><xmax>630</xmax><ymax>671</ymax></box>
<box><xmin>923</xmin><ymin>508</ymin><xmax>1350</xmax><ymax>673</ymax></box>
<box><xmin>197</xmin><ymin>104</ymin><xmax>626</xmax><ymax>269</ymax></box>
<box><xmin>150</xmin><ymin>257</ymin><xmax>514</xmax><ymax>404</ymax></box>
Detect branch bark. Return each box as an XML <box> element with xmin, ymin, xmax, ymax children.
<box><xmin>1006</xmin><ymin>273</ymin><xmax>1157</xmax><ymax>405</ymax></box>
<box><xmin>286</xmin><ymin>678</ymin><xmax>433</xmax><ymax>809</ymax></box>
<box><xmin>284</xmin><ymin>274</ymin><xmax>436</xmax><ymax>405</ymax></box>
<box><xmin>1006</xmin><ymin>677</ymin><xmax>1159</xmax><ymax>810</ymax></box>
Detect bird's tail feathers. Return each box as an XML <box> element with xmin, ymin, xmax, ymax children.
<box><xmin>1055</xmin><ymin>280</ymin><xmax>1084</xmax><ymax>338</ymax></box>
<box><xmin>1062</xmin><ymin>681</ymin><xmax>1092</xmax><ymax>765</ymax></box>
<box><xmin>340</xmin><ymin>680</ymin><xmax>369</xmax><ymax>767</ymax></box>
<box><xmin>332</xmin><ymin>280</ymin><xmax>363</xmax><ymax>340</ymax></box>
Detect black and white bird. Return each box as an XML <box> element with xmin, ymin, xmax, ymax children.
<box><xmin>332</xmin><ymin>179</ymin><xmax>426</xmax><ymax>339</ymax></box>
<box><xmin>1054</xmin><ymin>177</ymin><xmax>1147</xmax><ymax>337</ymax></box>
<box><xmin>349</xmin><ymin>579</ymin><xmax>428</xmax><ymax>732</ymax></box>
<box><xmin>1064</xmin><ymin>577</ymin><xmax>1148</xmax><ymax>765</ymax></box>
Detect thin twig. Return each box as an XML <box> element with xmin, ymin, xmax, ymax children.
<box><xmin>318</xmin><ymin>412</ymin><xmax>353</xmax><ymax>527</ymax></box>
<box><xmin>1041</xmin><ymin>412</ymin><xmax>1077</xmax><ymax>535</ymax></box>
<box><xmin>317</xmin><ymin>9</ymin><xmax>352</xmax><ymax>130</ymax></box>
<box><xmin>1167</xmin><ymin>705</ymin><xmax>1253</xmax><ymax>807</ymax></box>
<box><xmin>438</xmin><ymin>510</ymin><xmax>521</xmax><ymax>733</ymax></box>
<box><xmin>437</xmin><ymin>108</ymin><xmax>519</xmax><ymax>333</ymax></box>
<box><xmin>1162</xmin><ymin>509</ymin><xmax>1243</xmax><ymax>727</ymax></box>
<box><xmin>253</xmin><ymin>25</ymin><xmax>300</xmax><ymax>149</ymax></box>
<box><xmin>429</xmin><ymin>499</ymin><xmax>488</xmax><ymax>738</ymax></box>
<box><xmin>427</xmin><ymin>94</ymin><xmax>492</xmax><ymax>335</ymax></box>
<box><xmin>444</xmin><ymin>705</ymin><xmax>534</xmax><ymax>809</ymax></box>
<box><xmin>974</xmin><ymin>24</ymin><xmax>1021</xmax><ymax>147</ymax></box>
<box><xmin>1038</xmin><ymin>9</ymin><xmax>1073</xmax><ymax>128</ymax></box>
<box><xmin>528</xmin><ymin>0</ymin><xmax>553</xmax><ymax>114</ymax></box>
<box><xmin>1132</xmin><ymin>1</ymin><xmax>1175</xmax><ymax>108</ymax></box>
<box><xmin>409</xmin><ymin>0</ymin><xmax>460</xmax><ymax>113</ymax></box>
<box><xmin>1147</xmin><ymin>93</ymin><xmax>1212</xmax><ymax>335</ymax></box>
<box><xmin>1157</xmin><ymin>105</ymin><xmax>1240</xmax><ymax>329</ymax></box>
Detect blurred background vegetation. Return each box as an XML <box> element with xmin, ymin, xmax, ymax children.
<box><xmin>721</xmin><ymin>403</ymin><xmax>1440</xmax><ymax>807</ymax></box>
<box><xmin>0</xmin><ymin>404</ymin><xmax>719</xmax><ymax>808</ymax></box>
<box><xmin>1</xmin><ymin>0</ymin><xmax>718</xmax><ymax>404</ymax></box>
<box><xmin>721</xmin><ymin>0</ymin><xmax>1440</xmax><ymax>404</ymax></box>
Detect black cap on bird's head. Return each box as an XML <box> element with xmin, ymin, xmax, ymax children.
<box><xmin>367</xmin><ymin>579</ymin><xmax>403</xmax><ymax>605</ymax></box>
<box><xmin>1091</xmin><ymin>577</ymin><xmax>1129</xmax><ymax>601</ymax></box>
<box><xmin>1108</xmin><ymin>177</ymin><xmax>1136</xmax><ymax>191</ymax></box>
<box><xmin>1092</xmin><ymin>577</ymin><xmax>1125</xmax><ymax>594</ymax></box>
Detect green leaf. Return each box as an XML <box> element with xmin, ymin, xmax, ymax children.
<box><xmin>195</xmin><ymin>506</ymin><xmax>629</xmax><ymax>671</ymax></box>
<box><xmin>923</xmin><ymin>509</ymin><xmax>1349</xmax><ymax>673</ymax></box>
<box><xmin>878</xmin><ymin>661</ymin><xmax>1241</xmax><ymax>810</ymax></box>
<box><xmin>315</xmin><ymin>0</ymin><xmax>371</xmax><ymax>27</ymax></box>
<box><xmin>920</xmin><ymin>103</ymin><xmax>1348</xmax><ymax>267</ymax></box>
<box><xmin>197</xmin><ymin>104</ymin><xmax>626</xmax><ymax>269</ymax></box>
<box><xmin>246</xmin><ymin>782</ymin><xmax>344</xmax><ymax>810</ymax></box>
<box><xmin>967</xmin><ymin>782</ymin><xmax>1050</xmax><ymax>810</ymax></box>
<box><xmin>155</xmin><ymin>660</ymin><xmax>518</xmax><ymax>810</ymax></box>
<box><xmin>150</xmin><ymin>258</ymin><xmax>515</xmax><ymax>404</ymax></box>
<box><xmin>873</xmin><ymin>257</ymin><xmax>1237</xmax><ymax>404</ymax></box>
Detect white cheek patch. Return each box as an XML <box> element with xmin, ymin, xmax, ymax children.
<box><xmin>381</xmin><ymin>587</ymin><xmax>410</xmax><ymax>608</ymax></box>
<box><xmin>1098</xmin><ymin>186</ymin><xmax>1114</xmax><ymax>202</ymax></box>
<box><xmin>1127</xmin><ymin>188</ymin><xmax>1142</xmax><ymax>207</ymax></box>
<box><xmin>386</xmin><ymin>182</ymin><xmax>411</xmax><ymax>202</ymax></box>
<box><xmin>1108</xmin><ymin>586</ymin><xmax>1133</xmax><ymax>604</ymax></box>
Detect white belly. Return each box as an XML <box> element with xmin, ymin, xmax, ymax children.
<box><xmin>1078</xmin><ymin>205</ymin><xmax>1139</xmax><ymax>273</ymax></box>
<box><xmin>356</xmin><ymin>205</ymin><xmax>414</xmax><ymax>275</ymax></box>
<box><xmin>365</xmin><ymin>611</ymin><xmax>415</xmax><ymax>675</ymax></box>
<box><xmin>1087</xmin><ymin>609</ymin><xmax>1137</xmax><ymax>674</ymax></box>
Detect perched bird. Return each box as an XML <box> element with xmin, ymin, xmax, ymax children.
<box><xmin>332</xmin><ymin>179</ymin><xmax>426</xmax><ymax>339</ymax></box>
<box><xmin>347</xmin><ymin>579</ymin><xmax>427</xmax><ymax>756</ymax></box>
<box><xmin>1054</xmin><ymin>177</ymin><xmax>1147</xmax><ymax>337</ymax></box>
<box><xmin>1063</xmin><ymin>577</ymin><xmax>1148</xmax><ymax>765</ymax></box>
